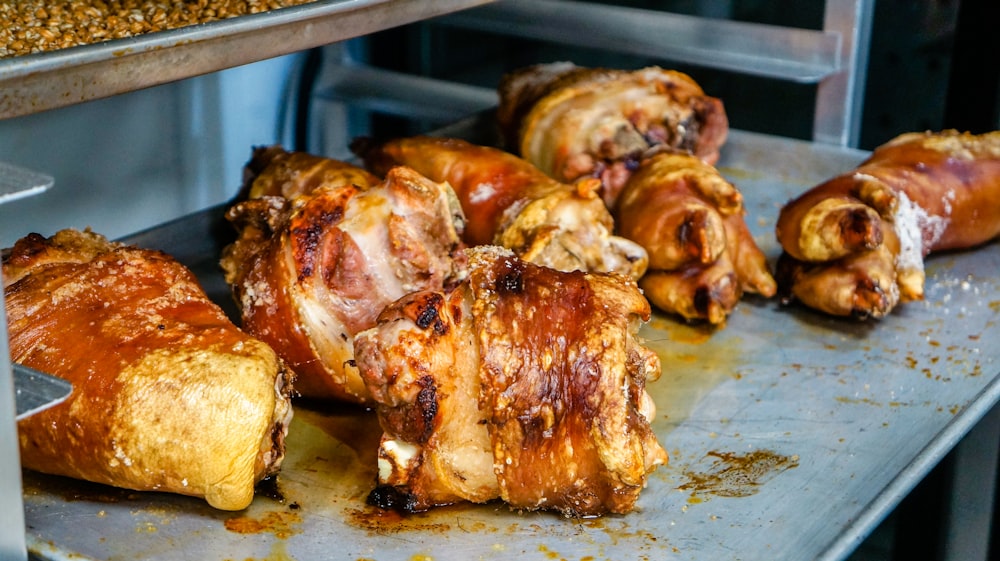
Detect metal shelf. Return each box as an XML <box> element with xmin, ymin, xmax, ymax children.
<box><xmin>438</xmin><ymin>0</ymin><xmax>842</xmax><ymax>83</ymax></box>
<box><xmin>0</xmin><ymin>0</ymin><xmax>496</xmax><ymax>120</ymax></box>
<box><xmin>435</xmin><ymin>0</ymin><xmax>874</xmax><ymax>147</ymax></box>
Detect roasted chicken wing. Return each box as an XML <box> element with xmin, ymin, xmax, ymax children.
<box><xmin>355</xmin><ymin>246</ymin><xmax>666</xmax><ymax>517</ymax></box>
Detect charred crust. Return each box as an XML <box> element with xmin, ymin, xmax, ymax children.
<box><xmin>415</xmin><ymin>376</ymin><xmax>439</xmax><ymax>442</ymax></box>
<box><xmin>414</xmin><ymin>293</ymin><xmax>444</xmax><ymax>330</ymax></box>
<box><xmin>850</xmin><ymin>278</ymin><xmax>888</xmax><ymax>320</ymax></box>
<box><xmin>496</xmin><ymin>261</ymin><xmax>526</xmax><ymax>294</ymax></box>
<box><xmin>270</xmin><ymin>421</ymin><xmax>286</xmax><ymax>457</ymax></box>
<box><xmin>292</xmin><ymin>204</ymin><xmax>346</xmax><ymax>280</ymax></box>
<box><xmin>367</xmin><ymin>485</ymin><xmax>421</xmax><ymax>513</ymax></box>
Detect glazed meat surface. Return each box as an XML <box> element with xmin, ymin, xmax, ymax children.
<box><xmin>775</xmin><ymin>129</ymin><xmax>1000</xmax><ymax>318</ymax></box>
<box><xmin>620</xmin><ymin>152</ymin><xmax>776</xmax><ymax>323</ymax></box>
<box><xmin>355</xmin><ymin>246</ymin><xmax>666</xmax><ymax>516</ymax></box>
<box><xmin>354</xmin><ymin>136</ymin><xmax>648</xmax><ymax>281</ymax></box>
<box><xmin>5</xmin><ymin>229</ymin><xmax>293</xmax><ymax>511</ymax></box>
<box><xmin>221</xmin><ymin>147</ymin><xmax>467</xmax><ymax>402</ymax></box>
<box><xmin>497</xmin><ymin>63</ymin><xmax>729</xmax><ymax>207</ymax></box>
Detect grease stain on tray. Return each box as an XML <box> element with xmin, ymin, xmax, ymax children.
<box><xmin>677</xmin><ymin>450</ymin><xmax>799</xmax><ymax>500</ymax></box>
<box><xmin>224</xmin><ymin>509</ymin><xmax>302</xmax><ymax>539</ymax></box>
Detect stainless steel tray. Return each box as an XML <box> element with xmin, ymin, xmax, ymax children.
<box><xmin>0</xmin><ymin>0</ymin><xmax>495</xmax><ymax>120</ymax></box>
<box><xmin>23</xmin><ymin>128</ymin><xmax>1000</xmax><ymax>561</ymax></box>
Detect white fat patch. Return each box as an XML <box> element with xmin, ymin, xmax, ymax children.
<box><xmin>893</xmin><ymin>190</ymin><xmax>949</xmax><ymax>273</ymax></box>
<box><xmin>468</xmin><ymin>182</ymin><xmax>498</xmax><ymax>204</ymax></box>
<box><xmin>379</xmin><ymin>439</ymin><xmax>420</xmax><ymax>483</ymax></box>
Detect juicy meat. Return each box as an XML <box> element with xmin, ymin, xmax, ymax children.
<box><xmin>775</xmin><ymin>129</ymin><xmax>1000</xmax><ymax>318</ymax></box>
<box><xmin>5</xmin><ymin>229</ymin><xmax>293</xmax><ymax>511</ymax></box>
<box><xmin>497</xmin><ymin>63</ymin><xmax>729</xmax><ymax>207</ymax></box>
<box><xmin>353</xmin><ymin>135</ymin><xmax>649</xmax><ymax>281</ymax></box>
<box><xmin>221</xmin><ymin>147</ymin><xmax>467</xmax><ymax>402</ymax></box>
<box><xmin>355</xmin><ymin>246</ymin><xmax>666</xmax><ymax>517</ymax></box>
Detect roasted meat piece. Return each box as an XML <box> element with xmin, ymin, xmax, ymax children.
<box><xmin>775</xmin><ymin>129</ymin><xmax>1000</xmax><ymax>318</ymax></box>
<box><xmin>497</xmin><ymin>62</ymin><xmax>729</xmax><ymax>206</ymax></box>
<box><xmin>620</xmin><ymin>152</ymin><xmax>776</xmax><ymax>323</ymax></box>
<box><xmin>221</xmin><ymin>147</ymin><xmax>467</xmax><ymax>402</ymax></box>
<box><xmin>355</xmin><ymin>246</ymin><xmax>667</xmax><ymax>517</ymax></box>
<box><xmin>354</xmin><ymin>135</ymin><xmax>648</xmax><ymax>281</ymax></box>
<box><xmin>4</xmin><ymin>229</ymin><xmax>293</xmax><ymax>511</ymax></box>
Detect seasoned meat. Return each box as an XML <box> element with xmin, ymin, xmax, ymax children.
<box><xmin>5</xmin><ymin>229</ymin><xmax>293</xmax><ymax>511</ymax></box>
<box><xmin>222</xmin><ymin>147</ymin><xmax>467</xmax><ymax>402</ymax></box>
<box><xmin>354</xmin><ymin>135</ymin><xmax>649</xmax><ymax>281</ymax></box>
<box><xmin>775</xmin><ymin>129</ymin><xmax>1000</xmax><ymax>318</ymax></box>
<box><xmin>355</xmin><ymin>246</ymin><xmax>666</xmax><ymax>517</ymax></box>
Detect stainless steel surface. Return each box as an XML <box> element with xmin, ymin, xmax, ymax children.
<box><xmin>437</xmin><ymin>0</ymin><xmax>842</xmax><ymax>82</ymax></box>
<box><xmin>1</xmin><ymin>159</ymin><xmax>52</xmax><ymax>561</ymax></box>
<box><xmin>814</xmin><ymin>0</ymin><xmax>874</xmax><ymax>147</ymax></box>
<box><xmin>13</xmin><ymin>364</ymin><xmax>73</xmax><ymax>422</ymax></box>
<box><xmin>942</xmin><ymin>404</ymin><xmax>1000</xmax><ymax>561</ymax></box>
<box><xmin>1</xmin><ymin>304</ymin><xmax>27</xmax><ymax>561</ymax></box>
<box><xmin>0</xmin><ymin>0</ymin><xmax>496</xmax><ymax>120</ymax></box>
<box><xmin>0</xmin><ymin>162</ymin><xmax>53</xmax><ymax>205</ymax></box>
<box><xmin>314</xmin><ymin>62</ymin><xmax>498</xmax><ymax>122</ymax></box>
<box><xmin>20</xmin><ymin>125</ymin><xmax>1000</xmax><ymax>560</ymax></box>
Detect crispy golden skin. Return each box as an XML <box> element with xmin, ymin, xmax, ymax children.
<box><xmin>356</xmin><ymin>246</ymin><xmax>666</xmax><ymax>517</ymax></box>
<box><xmin>775</xmin><ymin>130</ymin><xmax>1000</xmax><ymax>318</ymax></box>
<box><xmin>5</xmin><ymin>229</ymin><xmax>293</xmax><ymax>511</ymax></box>
<box><xmin>222</xmin><ymin>147</ymin><xmax>467</xmax><ymax>402</ymax></box>
<box><xmin>354</xmin><ymin>135</ymin><xmax>648</xmax><ymax>281</ymax></box>
<box><xmin>497</xmin><ymin>63</ymin><xmax>729</xmax><ymax>207</ymax></box>
<box><xmin>620</xmin><ymin>152</ymin><xmax>776</xmax><ymax>323</ymax></box>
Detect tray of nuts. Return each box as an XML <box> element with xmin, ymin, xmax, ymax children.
<box><xmin>0</xmin><ymin>0</ymin><xmax>495</xmax><ymax>120</ymax></box>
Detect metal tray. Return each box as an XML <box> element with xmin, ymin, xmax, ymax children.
<box><xmin>0</xmin><ymin>0</ymin><xmax>495</xmax><ymax>120</ymax></box>
<box><xmin>23</xmin><ymin>128</ymin><xmax>1000</xmax><ymax>561</ymax></box>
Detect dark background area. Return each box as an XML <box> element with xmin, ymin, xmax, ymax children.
<box><xmin>362</xmin><ymin>0</ymin><xmax>998</xmax><ymax>151</ymax></box>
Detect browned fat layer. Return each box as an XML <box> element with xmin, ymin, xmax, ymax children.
<box><xmin>291</xmin><ymin>198</ymin><xmax>348</xmax><ymax>281</ymax></box>
<box><xmin>485</xmin><ymin>258</ymin><xmax>602</xmax><ymax>427</ymax></box>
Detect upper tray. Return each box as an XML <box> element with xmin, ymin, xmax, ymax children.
<box><xmin>22</xmin><ymin>128</ymin><xmax>1000</xmax><ymax>561</ymax></box>
<box><xmin>0</xmin><ymin>0</ymin><xmax>494</xmax><ymax>120</ymax></box>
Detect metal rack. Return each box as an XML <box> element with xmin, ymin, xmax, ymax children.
<box><xmin>312</xmin><ymin>0</ymin><xmax>873</xmax><ymax>148</ymax></box>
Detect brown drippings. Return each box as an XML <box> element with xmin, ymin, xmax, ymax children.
<box><xmin>345</xmin><ymin>505</ymin><xmax>457</xmax><ymax>535</ymax></box>
<box><xmin>678</xmin><ymin>450</ymin><xmax>799</xmax><ymax>499</ymax></box>
<box><xmin>224</xmin><ymin>509</ymin><xmax>302</xmax><ymax>539</ymax></box>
